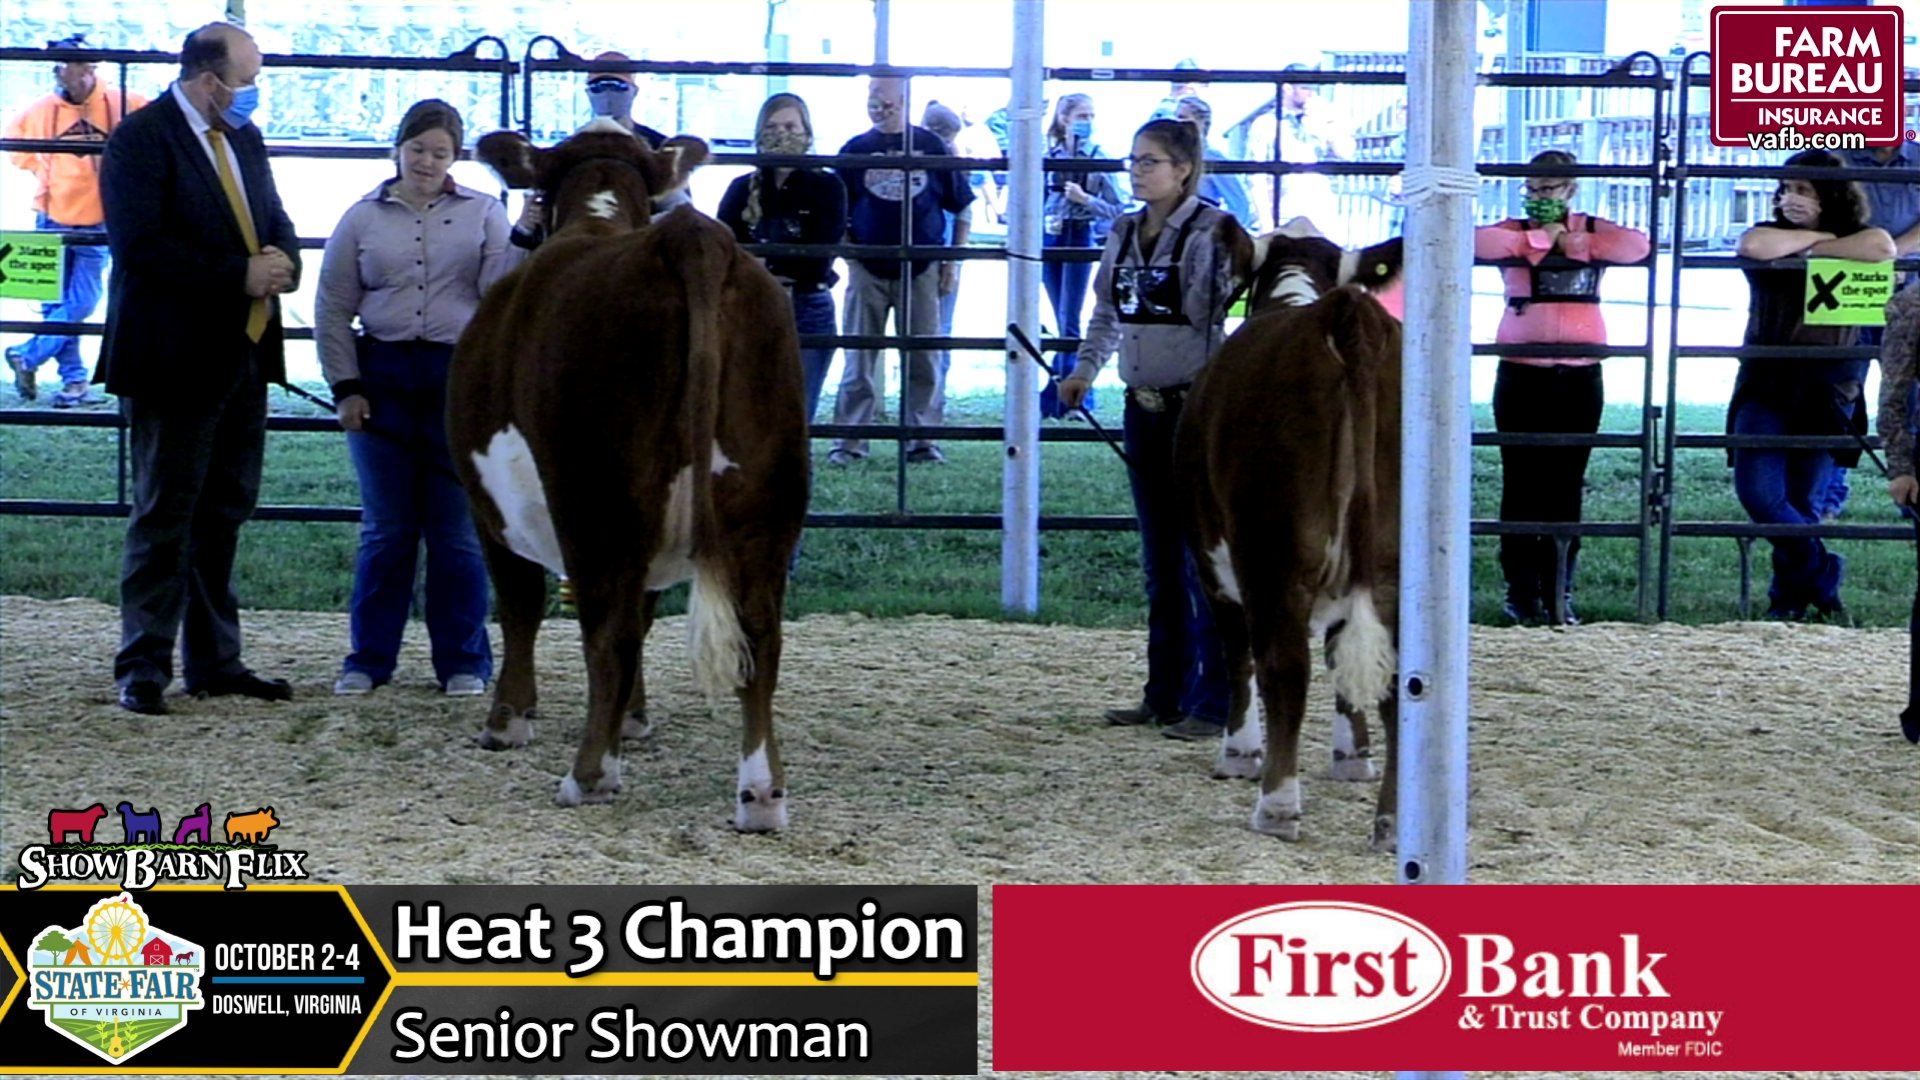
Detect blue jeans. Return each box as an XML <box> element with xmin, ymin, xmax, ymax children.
<box><xmin>1123</xmin><ymin>395</ymin><xmax>1228</xmax><ymax>723</ymax></box>
<box><xmin>15</xmin><ymin>212</ymin><xmax>107</xmax><ymax>388</ymax></box>
<box><xmin>1731</xmin><ymin>396</ymin><xmax>1844</xmax><ymax>613</ymax></box>
<box><xmin>344</xmin><ymin>339</ymin><xmax>493</xmax><ymax>684</ymax></box>
<box><xmin>1041</xmin><ymin>221</ymin><xmax>1097</xmax><ymax>417</ymax></box>
<box><xmin>791</xmin><ymin>287</ymin><xmax>837</xmax><ymax>425</ymax></box>
<box><xmin>1812</xmin><ymin>332</ymin><xmax>1879</xmax><ymax>520</ymax></box>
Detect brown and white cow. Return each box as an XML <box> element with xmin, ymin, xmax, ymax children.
<box><xmin>1177</xmin><ymin>219</ymin><xmax>1405</xmax><ymax>848</ymax></box>
<box><xmin>453</xmin><ymin>119</ymin><xmax>809</xmax><ymax>830</ymax></box>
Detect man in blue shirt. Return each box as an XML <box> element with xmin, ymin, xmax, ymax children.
<box><xmin>829</xmin><ymin>77</ymin><xmax>973</xmax><ymax>465</ymax></box>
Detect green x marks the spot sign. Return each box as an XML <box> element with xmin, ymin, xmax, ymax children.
<box><xmin>1804</xmin><ymin>258</ymin><xmax>1894</xmax><ymax>326</ymax></box>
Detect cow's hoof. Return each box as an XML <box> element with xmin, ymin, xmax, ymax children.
<box><xmin>1371</xmin><ymin>814</ymin><xmax>1396</xmax><ymax>853</ymax></box>
<box><xmin>1250</xmin><ymin>784</ymin><xmax>1303</xmax><ymax>840</ymax></box>
<box><xmin>622</xmin><ymin>711</ymin><xmax>654</xmax><ymax>740</ymax></box>
<box><xmin>556</xmin><ymin>757</ymin><xmax>622</xmax><ymax>807</ymax></box>
<box><xmin>1329</xmin><ymin>753</ymin><xmax>1378</xmax><ymax>782</ymax></box>
<box><xmin>1212</xmin><ymin>745</ymin><xmax>1263</xmax><ymax>780</ymax></box>
<box><xmin>735</xmin><ymin>787</ymin><xmax>788</xmax><ymax>832</ymax></box>
<box><xmin>475</xmin><ymin>706</ymin><xmax>534</xmax><ymax>749</ymax></box>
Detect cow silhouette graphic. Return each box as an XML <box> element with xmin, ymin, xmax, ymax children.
<box><xmin>47</xmin><ymin>804</ymin><xmax>109</xmax><ymax>844</ymax></box>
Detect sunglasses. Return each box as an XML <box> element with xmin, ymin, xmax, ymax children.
<box><xmin>586</xmin><ymin>79</ymin><xmax>633</xmax><ymax>94</ymax></box>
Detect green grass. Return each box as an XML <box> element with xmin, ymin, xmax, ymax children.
<box><xmin>4</xmin><ymin>391</ymin><xmax>1915</xmax><ymax>626</ymax></box>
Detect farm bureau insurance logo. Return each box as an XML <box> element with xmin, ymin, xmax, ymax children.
<box><xmin>1190</xmin><ymin>901</ymin><xmax>1452</xmax><ymax>1032</ymax></box>
<box><xmin>1711</xmin><ymin>5</ymin><xmax>1905</xmax><ymax>149</ymax></box>
<box><xmin>15</xmin><ymin>799</ymin><xmax>309</xmax><ymax>890</ymax></box>
<box><xmin>26</xmin><ymin>893</ymin><xmax>205</xmax><ymax>1065</ymax></box>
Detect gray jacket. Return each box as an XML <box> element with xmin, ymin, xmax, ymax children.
<box><xmin>1073</xmin><ymin>196</ymin><xmax>1239</xmax><ymax>389</ymax></box>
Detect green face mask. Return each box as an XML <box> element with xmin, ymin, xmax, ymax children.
<box><xmin>1524</xmin><ymin>196</ymin><xmax>1568</xmax><ymax>225</ymax></box>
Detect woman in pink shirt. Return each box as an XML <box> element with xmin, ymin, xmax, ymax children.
<box><xmin>1475</xmin><ymin>150</ymin><xmax>1649</xmax><ymax>625</ymax></box>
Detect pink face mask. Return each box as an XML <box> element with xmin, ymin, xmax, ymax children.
<box><xmin>1777</xmin><ymin>193</ymin><xmax>1819</xmax><ymax>226</ymax></box>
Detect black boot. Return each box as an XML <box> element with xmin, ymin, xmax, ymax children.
<box><xmin>1552</xmin><ymin>547</ymin><xmax>1581</xmax><ymax>626</ymax></box>
<box><xmin>1499</xmin><ymin>539</ymin><xmax>1545</xmax><ymax>626</ymax></box>
<box><xmin>1502</xmin><ymin>584</ymin><xmax>1546</xmax><ymax>626</ymax></box>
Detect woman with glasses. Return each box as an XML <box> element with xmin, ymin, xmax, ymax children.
<box><xmin>1475</xmin><ymin>149</ymin><xmax>1651</xmax><ymax>626</ymax></box>
<box><xmin>1039</xmin><ymin>93</ymin><xmax>1124</xmax><ymax>417</ymax></box>
<box><xmin>1732</xmin><ymin>149</ymin><xmax>1893</xmax><ymax>622</ymax></box>
<box><xmin>1058</xmin><ymin>118</ymin><xmax>1247</xmax><ymax>743</ymax></box>
<box><xmin>717</xmin><ymin>93</ymin><xmax>847</xmax><ymax>424</ymax></box>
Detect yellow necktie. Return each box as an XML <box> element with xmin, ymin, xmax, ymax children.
<box><xmin>207</xmin><ymin>128</ymin><xmax>269</xmax><ymax>343</ymax></box>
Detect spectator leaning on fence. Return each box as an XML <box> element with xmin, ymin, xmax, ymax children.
<box><xmin>98</xmin><ymin>22</ymin><xmax>300</xmax><ymax>715</ymax></box>
<box><xmin>1731</xmin><ymin>148</ymin><xmax>1894</xmax><ymax>623</ymax></box>
<box><xmin>317</xmin><ymin>99</ymin><xmax>520</xmax><ymax>699</ymax></box>
<box><xmin>1474</xmin><ymin>149</ymin><xmax>1650</xmax><ymax>627</ymax></box>
<box><xmin>716</xmin><ymin>92</ymin><xmax>847</xmax><ymax>426</ymax></box>
<box><xmin>4</xmin><ymin>32</ymin><xmax>147</xmax><ymax>408</ymax></box>
<box><xmin>1059</xmin><ymin>118</ymin><xmax>1246</xmax><ymax>743</ymax></box>
<box><xmin>827</xmin><ymin>76</ymin><xmax>974</xmax><ymax>466</ymax></box>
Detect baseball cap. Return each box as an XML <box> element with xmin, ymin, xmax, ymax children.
<box><xmin>587</xmin><ymin>51</ymin><xmax>636</xmax><ymax>89</ymax></box>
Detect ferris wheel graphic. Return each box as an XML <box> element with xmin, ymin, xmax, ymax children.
<box><xmin>84</xmin><ymin>895</ymin><xmax>147</xmax><ymax>965</ymax></box>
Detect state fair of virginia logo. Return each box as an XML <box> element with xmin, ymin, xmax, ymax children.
<box><xmin>15</xmin><ymin>799</ymin><xmax>309</xmax><ymax>890</ymax></box>
<box><xmin>26</xmin><ymin>893</ymin><xmax>205</xmax><ymax>1064</ymax></box>
<box><xmin>1190</xmin><ymin>901</ymin><xmax>1452</xmax><ymax>1032</ymax></box>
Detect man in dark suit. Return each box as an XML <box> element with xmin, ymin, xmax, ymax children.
<box><xmin>99</xmin><ymin>22</ymin><xmax>299</xmax><ymax>715</ymax></box>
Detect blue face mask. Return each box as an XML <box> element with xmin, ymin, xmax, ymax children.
<box><xmin>1069</xmin><ymin>119</ymin><xmax>1092</xmax><ymax>141</ymax></box>
<box><xmin>218</xmin><ymin>79</ymin><xmax>259</xmax><ymax>130</ymax></box>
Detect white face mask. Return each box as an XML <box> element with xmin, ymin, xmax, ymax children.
<box><xmin>1777</xmin><ymin>193</ymin><xmax>1819</xmax><ymax>226</ymax></box>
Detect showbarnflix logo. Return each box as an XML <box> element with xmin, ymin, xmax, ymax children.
<box><xmin>15</xmin><ymin>800</ymin><xmax>310</xmax><ymax>890</ymax></box>
<box><xmin>1711</xmin><ymin>5</ymin><xmax>1905</xmax><ymax>149</ymax></box>
<box><xmin>26</xmin><ymin>893</ymin><xmax>205</xmax><ymax>1065</ymax></box>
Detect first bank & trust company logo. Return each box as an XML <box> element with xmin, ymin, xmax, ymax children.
<box><xmin>24</xmin><ymin>892</ymin><xmax>205</xmax><ymax>1065</ymax></box>
<box><xmin>1190</xmin><ymin>902</ymin><xmax>1728</xmax><ymax>1059</ymax></box>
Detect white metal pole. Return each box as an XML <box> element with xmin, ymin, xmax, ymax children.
<box><xmin>1001</xmin><ymin>0</ymin><xmax>1043</xmax><ymax>612</ymax></box>
<box><xmin>1396</xmin><ymin>0</ymin><xmax>1474</xmax><ymax>910</ymax></box>
<box><xmin>873</xmin><ymin>0</ymin><xmax>890</xmax><ymax>64</ymax></box>
<box><xmin>1504</xmin><ymin>0</ymin><xmax>1526</xmax><ymax>218</ymax></box>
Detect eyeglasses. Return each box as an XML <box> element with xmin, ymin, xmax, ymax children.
<box><xmin>1523</xmin><ymin>182</ymin><xmax>1572</xmax><ymax>197</ymax></box>
<box><xmin>586</xmin><ymin>80</ymin><xmax>633</xmax><ymax>94</ymax></box>
<box><xmin>1126</xmin><ymin>155</ymin><xmax>1173</xmax><ymax>172</ymax></box>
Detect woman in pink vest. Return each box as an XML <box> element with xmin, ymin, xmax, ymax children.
<box><xmin>1476</xmin><ymin>149</ymin><xmax>1649</xmax><ymax>625</ymax></box>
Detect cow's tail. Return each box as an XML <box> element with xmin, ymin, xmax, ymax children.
<box><xmin>674</xmin><ymin>223</ymin><xmax>753</xmax><ymax>700</ymax></box>
<box><xmin>1322</xmin><ymin>286</ymin><xmax>1397</xmax><ymax>709</ymax></box>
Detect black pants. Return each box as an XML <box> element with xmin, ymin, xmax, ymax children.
<box><xmin>114</xmin><ymin>356</ymin><xmax>268</xmax><ymax>688</ymax></box>
<box><xmin>1492</xmin><ymin>361</ymin><xmax>1604</xmax><ymax>605</ymax></box>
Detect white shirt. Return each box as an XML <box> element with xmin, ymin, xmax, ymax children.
<box><xmin>169</xmin><ymin>79</ymin><xmax>254</xmax><ymax>225</ymax></box>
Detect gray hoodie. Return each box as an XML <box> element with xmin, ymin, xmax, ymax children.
<box><xmin>1072</xmin><ymin>196</ymin><xmax>1239</xmax><ymax>390</ymax></box>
